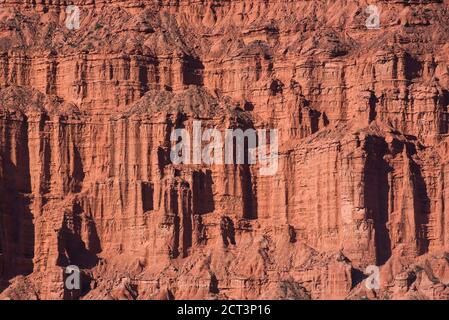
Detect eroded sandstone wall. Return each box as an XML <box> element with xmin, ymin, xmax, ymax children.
<box><xmin>1</xmin><ymin>0</ymin><xmax>449</xmax><ymax>300</ymax></box>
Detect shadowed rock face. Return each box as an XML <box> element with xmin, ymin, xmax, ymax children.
<box><xmin>1</xmin><ymin>0</ymin><xmax>449</xmax><ymax>300</ymax></box>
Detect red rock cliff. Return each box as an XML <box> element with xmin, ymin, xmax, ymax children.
<box><xmin>1</xmin><ymin>0</ymin><xmax>449</xmax><ymax>300</ymax></box>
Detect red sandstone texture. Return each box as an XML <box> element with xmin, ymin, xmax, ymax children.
<box><xmin>1</xmin><ymin>0</ymin><xmax>449</xmax><ymax>300</ymax></box>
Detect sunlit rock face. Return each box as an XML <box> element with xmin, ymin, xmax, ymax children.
<box><xmin>1</xmin><ymin>0</ymin><xmax>449</xmax><ymax>300</ymax></box>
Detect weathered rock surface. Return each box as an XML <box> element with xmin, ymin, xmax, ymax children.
<box><xmin>1</xmin><ymin>0</ymin><xmax>449</xmax><ymax>300</ymax></box>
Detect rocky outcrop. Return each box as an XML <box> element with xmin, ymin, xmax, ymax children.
<box><xmin>1</xmin><ymin>0</ymin><xmax>449</xmax><ymax>299</ymax></box>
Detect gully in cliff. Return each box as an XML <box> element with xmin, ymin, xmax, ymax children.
<box><xmin>170</xmin><ymin>120</ymin><xmax>278</xmax><ymax>176</ymax></box>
